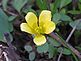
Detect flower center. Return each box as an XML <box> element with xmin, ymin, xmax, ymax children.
<box><xmin>35</xmin><ymin>26</ymin><xmax>44</xmax><ymax>34</ymax></box>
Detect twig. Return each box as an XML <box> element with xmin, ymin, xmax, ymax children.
<box><xmin>57</xmin><ymin>49</ymin><xmax>63</xmax><ymax>61</ymax></box>
<box><xmin>49</xmin><ymin>20</ymin><xmax>81</xmax><ymax>60</ymax></box>
<box><xmin>57</xmin><ymin>20</ymin><xmax>80</xmax><ymax>61</ymax></box>
<box><xmin>4</xmin><ymin>9</ymin><xmax>17</xmax><ymax>16</ymax></box>
<box><xmin>50</xmin><ymin>32</ymin><xmax>81</xmax><ymax>59</ymax></box>
<box><xmin>57</xmin><ymin>24</ymin><xmax>76</xmax><ymax>61</ymax></box>
<box><xmin>3</xmin><ymin>52</ymin><xmax>10</xmax><ymax>61</ymax></box>
<box><xmin>66</xmin><ymin>20</ymin><xmax>79</xmax><ymax>42</ymax></box>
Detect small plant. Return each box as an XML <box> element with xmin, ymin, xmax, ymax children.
<box><xmin>0</xmin><ymin>0</ymin><xmax>81</xmax><ymax>61</ymax></box>
<box><xmin>20</xmin><ymin>10</ymin><xmax>56</xmax><ymax>46</ymax></box>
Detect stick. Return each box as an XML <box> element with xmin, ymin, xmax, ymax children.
<box><xmin>49</xmin><ymin>32</ymin><xmax>81</xmax><ymax>59</ymax></box>
<box><xmin>57</xmin><ymin>19</ymin><xmax>80</xmax><ymax>61</ymax></box>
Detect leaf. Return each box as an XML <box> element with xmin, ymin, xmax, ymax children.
<box><xmin>22</xmin><ymin>8</ymin><xmax>36</xmax><ymax>14</ymax></box>
<box><xmin>50</xmin><ymin>3</ymin><xmax>54</xmax><ymax>13</ymax></box>
<box><xmin>68</xmin><ymin>10</ymin><xmax>81</xmax><ymax>14</ymax></box>
<box><xmin>47</xmin><ymin>37</ymin><xmax>61</xmax><ymax>47</ymax></box>
<box><xmin>51</xmin><ymin>0</ymin><xmax>60</xmax><ymax>14</ymax></box>
<box><xmin>60</xmin><ymin>8</ymin><xmax>66</xmax><ymax>14</ymax></box>
<box><xmin>79</xmin><ymin>0</ymin><xmax>81</xmax><ymax>2</ymax></box>
<box><xmin>2</xmin><ymin>0</ymin><xmax>8</xmax><ymax>10</ymax></box>
<box><xmin>24</xmin><ymin>45</ymin><xmax>32</xmax><ymax>52</ymax></box>
<box><xmin>58</xmin><ymin>47</ymin><xmax>71</xmax><ymax>55</ymax></box>
<box><xmin>60</xmin><ymin>0</ymin><xmax>72</xmax><ymax>8</ymax></box>
<box><xmin>36</xmin><ymin>0</ymin><xmax>47</xmax><ymax>10</ymax></box>
<box><xmin>53</xmin><ymin>13</ymin><xmax>61</xmax><ymax>24</ymax></box>
<box><xmin>0</xmin><ymin>9</ymin><xmax>13</xmax><ymax>42</ymax></box>
<box><xmin>53</xmin><ymin>13</ymin><xmax>72</xmax><ymax>24</ymax></box>
<box><xmin>29</xmin><ymin>52</ymin><xmax>35</xmax><ymax>61</ymax></box>
<box><xmin>74</xmin><ymin>31</ymin><xmax>81</xmax><ymax>38</ymax></box>
<box><xmin>60</xmin><ymin>14</ymin><xmax>72</xmax><ymax>21</ymax></box>
<box><xmin>48</xmin><ymin>44</ymin><xmax>57</xmax><ymax>58</ymax></box>
<box><xmin>78</xmin><ymin>3</ymin><xmax>81</xmax><ymax>11</ymax></box>
<box><xmin>12</xmin><ymin>0</ymin><xmax>28</xmax><ymax>12</ymax></box>
<box><xmin>8</xmin><ymin>16</ymin><xmax>17</xmax><ymax>22</ymax></box>
<box><xmin>37</xmin><ymin>42</ymin><xmax>48</xmax><ymax>53</ymax></box>
<box><xmin>63</xmin><ymin>48</ymin><xmax>71</xmax><ymax>55</ymax></box>
<box><xmin>70</xmin><ymin>20</ymin><xmax>81</xmax><ymax>30</ymax></box>
<box><xmin>75</xmin><ymin>46</ymin><xmax>81</xmax><ymax>51</ymax></box>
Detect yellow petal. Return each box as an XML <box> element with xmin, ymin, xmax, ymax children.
<box><xmin>39</xmin><ymin>10</ymin><xmax>51</xmax><ymax>26</ymax></box>
<box><xmin>20</xmin><ymin>23</ymin><xmax>34</xmax><ymax>34</ymax></box>
<box><xmin>25</xmin><ymin>12</ymin><xmax>38</xmax><ymax>28</ymax></box>
<box><xmin>43</xmin><ymin>21</ymin><xmax>56</xmax><ymax>34</ymax></box>
<box><xmin>34</xmin><ymin>35</ymin><xmax>46</xmax><ymax>46</ymax></box>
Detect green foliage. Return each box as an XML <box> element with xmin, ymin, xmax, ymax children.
<box><xmin>0</xmin><ymin>9</ymin><xmax>13</xmax><ymax>42</ymax></box>
<box><xmin>36</xmin><ymin>0</ymin><xmax>47</xmax><ymax>10</ymax></box>
<box><xmin>60</xmin><ymin>0</ymin><xmax>72</xmax><ymax>8</ymax></box>
<box><xmin>1</xmin><ymin>0</ymin><xmax>81</xmax><ymax>60</ymax></box>
<box><xmin>24</xmin><ymin>45</ymin><xmax>35</xmax><ymax>61</ymax></box>
<box><xmin>58</xmin><ymin>47</ymin><xmax>71</xmax><ymax>55</ymax></box>
<box><xmin>60</xmin><ymin>8</ymin><xmax>66</xmax><ymax>14</ymax></box>
<box><xmin>50</xmin><ymin>0</ymin><xmax>60</xmax><ymax>14</ymax></box>
<box><xmin>70</xmin><ymin>20</ymin><xmax>81</xmax><ymax>30</ymax></box>
<box><xmin>79</xmin><ymin>0</ymin><xmax>81</xmax><ymax>2</ymax></box>
<box><xmin>37</xmin><ymin>42</ymin><xmax>48</xmax><ymax>53</ymax></box>
<box><xmin>60</xmin><ymin>14</ymin><xmax>72</xmax><ymax>21</ymax></box>
<box><xmin>53</xmin><ymin>13</ymin><xmax>61</xmax><ymax>24</ymax></box>
<box><xmin>48</xmin><ymin>44</ymin><xmax>57</xmax><ymax>58</ymax></box>
<box><xmin>24</xmin><ymin>45</ymin><xmax>33</xmax><ymax>52</ymax></box>
<box><xmin>22</xmin><ymin>7</ymin><xmax>37</xmax><ymax>15</ymax></box>
<box><xmin>68</xmin><ymin>10</ymin><xmax>81</xmax><ymax>14</ymax></box>
<box><xmin>76</xmin><ymin>46</ymin><xmax>81</xmax><ymax>51</ymax></box>
<box><xmin>12</xmin><ymin>0</ymin><xmax>28</xmax><ymax>12</ymax></box>
<box><xmin>2</xmin><ymin>0</ymin><xmax>8</xmax><ymax>10</ymax></box>
<box><xmin>53</xmin><ymin>13</ymin><xmax>72</xmax><ymax>24</ymax></box>
<box><xmin>48</xmin><ymin>36</ymin><xmax>61</xmax><ymax>47</ymax></box>
<box><xmin>8</xmin><ymin>16</ymin><xmax>17</xmax><ymax>22</ymax></box>
<box><xmin>29</xmin><ymin>52</ymin><xmax>35</xmax><ymax>61</ymax></box>
<box><xmin>78</xmin><ymin>3</ymin><xmax>81</xmax><ymax>11</ymax></box>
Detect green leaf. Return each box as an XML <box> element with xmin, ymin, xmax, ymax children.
<box><xmin>37</xmin><ymin>42</ymin><xmax>48</xmax><ymax>53</ymax></box>
<box><xmin>63</xmin><ymin>48</ymin><xmax>71</xmax><ymax>55</ymax></box>
<box><xmin>0</xmin><ymin>9</ymin><xmax>13</xmax><ymax>41</ymax></box>
<box><xmin>53</xmin><ymin>13</ymin><xmax>72</xmax><ymax>24</ymax></box>
<box><xmin>60</xmin><ymin>0</ymin><xmax>72</xmax><ymax>8</ymax></box>
<box><xmin>48</xmin><ymin>44</ymin><xmax>57</xmax><ymax>58</ymax></box>
<box><xmin>79</xmin><ymin>0</ymin><xmax>81</xmax><ymax>2</ymax></box>
<box><xmin>60</xmin><ymin>8</ymin><xmax>66</xmax><ymax>14</ymax></box>
<box><xmin>70</xmin><ymin>20</ymin><xmax>81</xmax><ymax>30</ymax></box>
<box><xmin>36</xmin><ymin>0</ymin><xmax>47</xmax><ymax>10</ymax></box>
<box><xmin>58</xmin><ymin>47</ymin><xmax>71</xmax><ymax>55</ymax></box>
<box><xmin>68</xmin><ymin>10</ymin><xmax>81</xmax><ymax>14</ymax></box>
<box><xmin>12</xmin><ymin>0</ymin><xmax>28</xmax><ymax>12</ymax></box>
<box><xmin>53</xmin><ymin>13</ymin><xmax>61</xmax><ymax>24</ymax></box>
<box><xmin>60</xmin><ymin>14</ymin><xmax>72</xmax><ymax>21</ymax></box>
<box><xmin>24</xmin><ymin>45</ymin><xmax>32</xmax><ymax>52</ymax></box>
<box><xmin>78</xmin><ymin>3</ymin><xmax>81</xmax><ymax>11</ymax></box>
<box><xmin>50</xmin><ymin>3</ymin><xmax>54</xmax><ymax>13</ymax></box>
<box><xmin>74</xmin><ymin>31</ymin><xmax>81</xmax><ymax>38</ymax></box>
<box><xmin>29</xmin><ymin>52</ymin><xmax>35</xmax><ymax>61</ymax></box>
<box><xmin>8</xmin><ymin>22</ymin><xmax>13</xmax><ymax>32</ymax></box>
<box><xmin>51</xmin><ymin>0</ymin><xmax>60</xmax><ymax>14</ymax></box>
<box><xmin>48</xmin><ymin>37</ymin><xmax>61</xmax><ymax>47</ymax></box>
<box><xmin>22</xmin><ymin>8</ymin><xmax>36</xmax><ymax>14</ymax></box>
<box><xmin>75</xmin><ymin>46</ymin><xmax>81</xmax><ymax>51</ymax></box>
<box><xmin>8</xmin><ymin>16</ymin><xmax>17</xmax><ymax>22</ymax></box>
<box><xmin>2</xmin><ymin>0</ymin><xmax>8</xmax><ymax>10</ymax></box>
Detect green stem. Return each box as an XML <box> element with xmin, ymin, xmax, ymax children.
<box><xmin>72</xmin><ymin>52</ymin><xmax>79</xmax><ymax>61</ymax></box>
<box><xmin>49</xmin><ymin>33</ymin><xmax>81</xmax><ymax>59</ymax></box>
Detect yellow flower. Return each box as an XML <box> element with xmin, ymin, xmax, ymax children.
<box><xmin>20</xmin><ymin>10</ymin><xmax>56</xmax><ymax>46</ymax></box>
